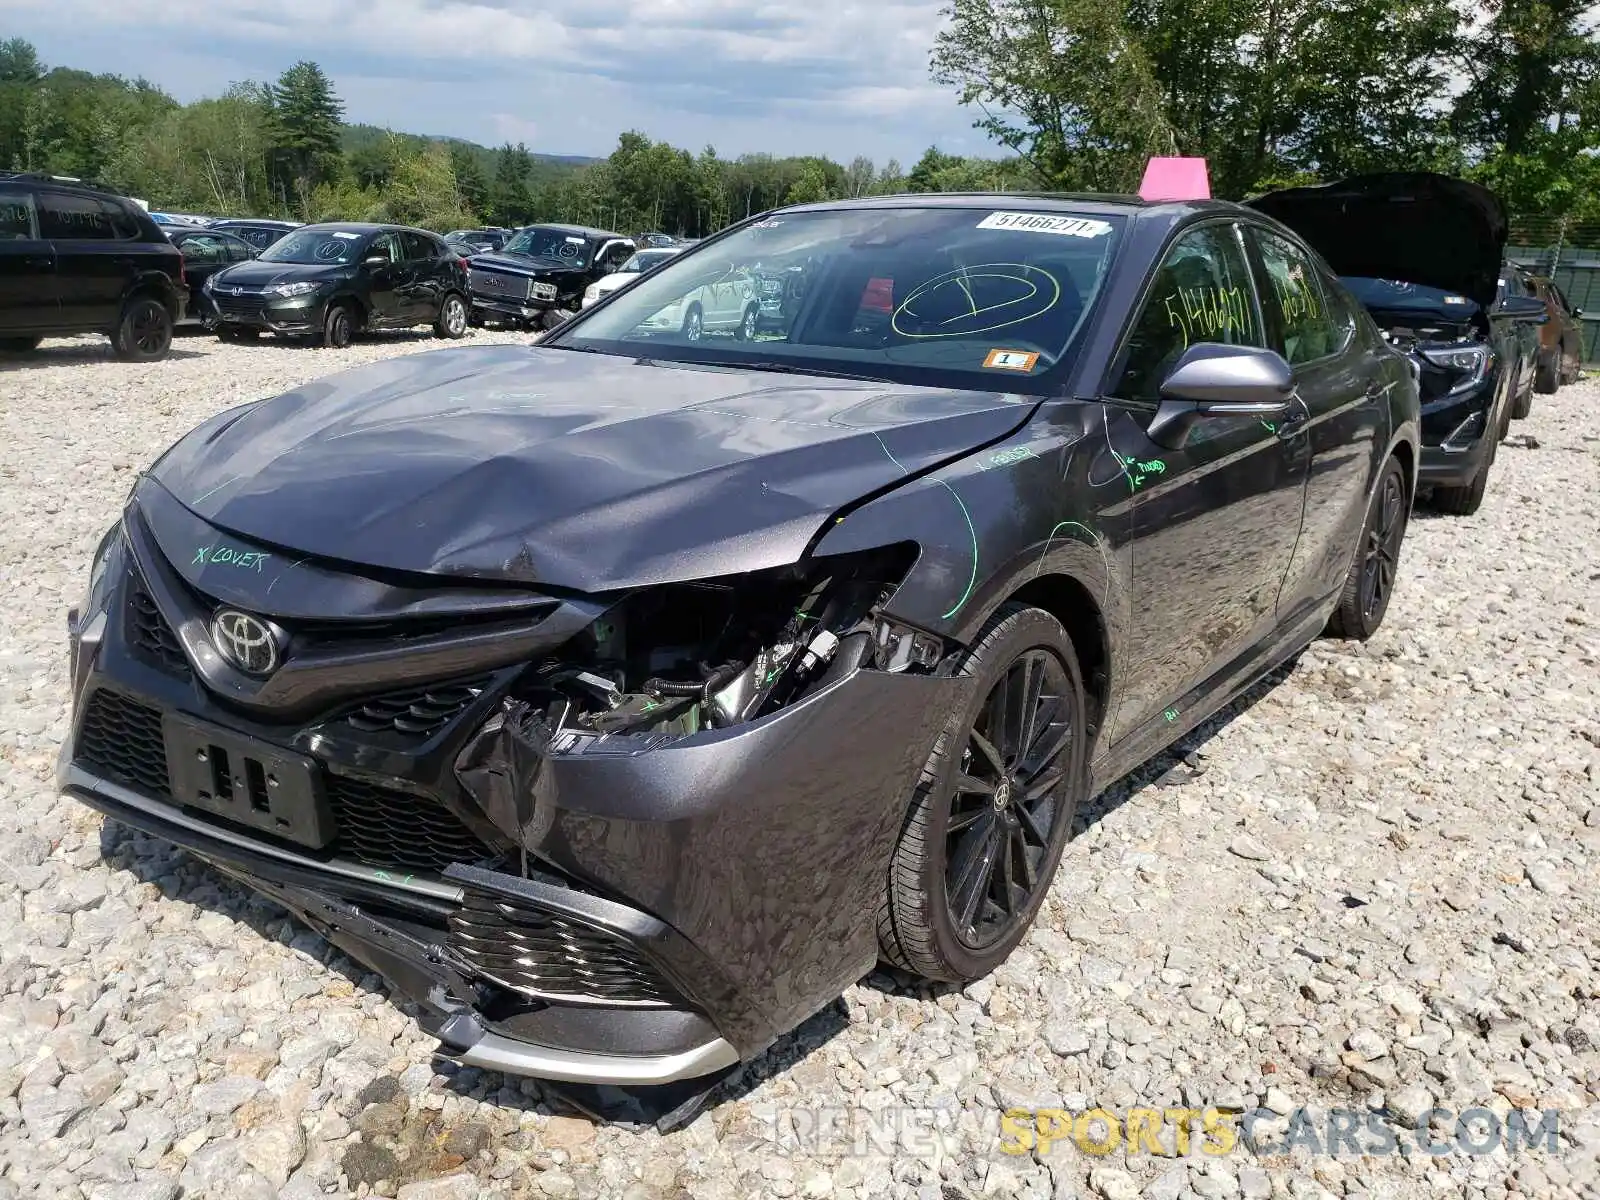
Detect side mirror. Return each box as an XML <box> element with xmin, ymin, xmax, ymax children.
<box><xmin>1573</xmin><ymin>308</ymin><xmax>1584</xmax><ymax>318</ymax></box>
<box><xmin>1148</xmin><ymin>343</ymin><xmax>1295</xmax><ymax>449</ymax></box>
<box><xmin>364</xmin><ymin>254</ymin><xmax>388</xmax><ymax>268</ymax></box>
<box><xmin>1496</xmin><ymin>295</ymin><xmax>1548</xmax><ymax>323</ymax></box>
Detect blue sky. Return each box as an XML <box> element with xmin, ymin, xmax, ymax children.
<box><xmin>5</xmin><ymin>0</ymin><xmax>990</xmax><ymax>165</ymax></box>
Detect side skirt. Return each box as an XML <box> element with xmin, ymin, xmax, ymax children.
<box><xmin>1088</xmin><ymin>597</ymin><xmax>1335</xmax><ymax>795</ymax></box>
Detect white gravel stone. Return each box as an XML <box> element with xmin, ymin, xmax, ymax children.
<box><xmin>2</xmin><ymin>338</ymin><xmax>1599</xmax><ymax>1200</ymax></box>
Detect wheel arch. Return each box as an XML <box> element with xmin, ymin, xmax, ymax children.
<box><xmin>1000</xmin><ymin>572</ymin><xmax>1112</xmax><ymax>747</ymax></box>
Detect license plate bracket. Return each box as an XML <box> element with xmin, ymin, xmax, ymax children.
<box><xmin>163</xmin><ymin>713</ymin><xmax>337</xmax><ymax>849</ymax></box>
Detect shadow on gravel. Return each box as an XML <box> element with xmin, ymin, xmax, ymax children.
<box><xmin>93</xmin><ymin>817</ymin><xmax>854</xmax><ymax>1134</ymax></box>
<box><xmin>0</xmin><ymin>345</ymin><xmax>207</xmax><ymax>369</ymax></box>
<box><xmin>87</xmin><ymin>652</ymin><xmax>1308</xmax><ymax>1139</ymax></box>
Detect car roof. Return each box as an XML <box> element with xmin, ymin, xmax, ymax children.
<box><xmin>213</xmin><ymin>218</ymin><xmax>301</xmax><ymax>228</ymax></box>
<box><xmin>773</xmin><ymin>190</ymin><xmax>1238</xmax><ymax>222</ymax></box>
<box><xmin>292</xmin><ymin>222</ymin><xmax>442</xmax><ymax>237</ymax></box>
<box><xmin>0</xmin><ymin>171</ymin><xmax>130</xmax><ymax>200</ymax></box>
<box><xmin>519</xmin><ymin>222</ymin><xmax>630</xmax><ymax>240</ymax></box>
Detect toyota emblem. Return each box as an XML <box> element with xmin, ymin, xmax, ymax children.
<box><xmin>211</xmin><ymin>609</ymin><xmax>280</xmax><ymax>675</ymax></box>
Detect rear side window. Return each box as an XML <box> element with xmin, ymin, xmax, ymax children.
<box><xmin>1112</xmin><ymin>223</ymin><xmax>1263</xmax><ymax>403</ymax></box>
<box><xmin>38</xmin><ymin>192</ymin><xmax>118</xmax><ymax>240</ymax></box>
<box><xmin>176</xmin><ymin>234</ymin><xmax>228</xmax><ymax>264</ymax></box>
<box><xmin>1250</xmin><ymin>229</ymin><xmax>1345</xmax><ymax>365</ymax></box>
<box><xmin>400</xmin><ymin>231</ymin><xmax>436</xmax><ymax>261</ymax></box>
<box><xmin>0</xmin><ymin>190</ymin><xmax>39</xmax><ymax>239</ymax></box>
<box><xmin>100</xmin><ymin>200</ymin><xmax>144</xmax><ymax>240</ymax></box>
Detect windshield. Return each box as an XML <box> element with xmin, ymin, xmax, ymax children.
<box><xmin>551</xmin><ymin>207</ymin><xmax>1124</xmax><ymax>391</ymax></box>
<box><xmin>259</xmin><ymin>229</ymin><xmax>367</xmax><ymax>265</ymax></box>
<box><xmin>619</xmin><ymin>250</ymin><xmax>677</xmax><ymax>274</ymax></box>
<box><xmin>503</xmin><ymin>226</ymin><xmax>592</xmax><ymax>265</ymax></box>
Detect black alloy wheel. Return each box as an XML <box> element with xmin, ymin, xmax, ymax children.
<box><xmin>878</xmin><ymin>604</ymin><xmax>1086</xmax><ymax>982</ymax></box>
<box><xmin>945</xmin><ymin>648</ymin><xmax>1075</xmax><ymax>950</ymax></box>
<box><xmin>1326</xmin><ymin>456</ymin><xmax>1409</xmax><ymax>638</ymax></box>
<box><xmin>1358</xmin><ymin>468</ymin><xmax>1405</xmax><ymax>625</ymax></box>
<box><xmin>321</xmin><ymin>302</ymin><xmax>354</xmax><ymax>349</ymax></box>
<box><xmin>112</xmin><ymin>298</ymin><xmax>173</xmax><ymax>362</ymax></box>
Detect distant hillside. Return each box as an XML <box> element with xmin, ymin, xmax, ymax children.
<box><xmin>341</xmin><ymin>124</ymin><xmax>599</xmax><ymax>183</ymax></box>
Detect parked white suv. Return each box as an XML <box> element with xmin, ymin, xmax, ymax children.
<box><xmin>581</xmin><ymin>247</ymin><xmax>683</xmax><ymax>309</ymax></box>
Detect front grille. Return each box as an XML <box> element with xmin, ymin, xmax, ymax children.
<box><xmin>470</xmin><ymin>270</ymin><xmax>530</xmax><ymax>301</ymax></box>
<box><xmin>325</xmin><ymin>776</ymin><xmax>495</xmax><ymax>874</ymax></box>
<box><xmin>449</xmin><ymin>890</ymin><xmax>679</xmax><ymax>1006</ymax></box>
<box><xmin>213</xmin><ymin>295</ymin><xmax>268</xmax><ymax>322</ymax></box>
<box><xmin>342</xmin><ymin>678</ymin><xmax>489</xmax><ymax>738</ymax></box>
<box><xmin>125</xmin><ymin>584</ymin><xmax>190</xmax><ymax>679</ymax></box>
<box><xmin>77</xmin><ymin>690</ymin><xmax>169</xmax><ymax>797</ymax></box>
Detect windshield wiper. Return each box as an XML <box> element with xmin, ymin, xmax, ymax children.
<box><xmin>672</xmin><ymin>358</ymin><xmax>884</xmax><ymax>383</ymax></box>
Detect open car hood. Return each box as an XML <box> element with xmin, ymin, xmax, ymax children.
<box><xmin>143</xmin><ymin>345</ymin><xmax>1037</xmax><ymax>594</ymax></box>
<box><xmin>1247</xmin><ymin>172</ymin><xmax>1508</xmax><ymax>310</ymax></box>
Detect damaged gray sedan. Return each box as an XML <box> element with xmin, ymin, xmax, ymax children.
<box><xmin>61</xmin><ymin>192</ymin><xmax>1419</xmax><ymax>1090</ymax></box>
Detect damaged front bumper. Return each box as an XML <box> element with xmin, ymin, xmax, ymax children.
<box><xmin>60</xmin><ymin>525</ymin><xmax>959</xmax><ymax>1084</ymax></box>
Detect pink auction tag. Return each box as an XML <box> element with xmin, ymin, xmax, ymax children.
<box><xmin>1139</xmin><ymin>157</ymin><xmax>1211</xmax><ymax>201</ymax></box>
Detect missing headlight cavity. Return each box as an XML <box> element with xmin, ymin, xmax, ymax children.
<box><xmin>524</xmin><ymin>543</ymin><xmax>929</xmax><ymax>744</ymax></box>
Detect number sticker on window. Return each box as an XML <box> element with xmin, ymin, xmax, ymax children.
<box><xmin>983</xmin><ymin>349</ymin><xmax>1040</xmax><ymax>371</ymax></box>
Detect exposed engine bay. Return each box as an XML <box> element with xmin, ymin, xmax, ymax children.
<box><xmin>488</xmin><ymin>544</ymin><xmax>942</xmax><ymax>754</ymax></box>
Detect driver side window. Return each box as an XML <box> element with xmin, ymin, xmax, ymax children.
<box><xmin>1113</xmin><ymin>224</ymin><xmax>1263</xmax><ymax>404</ymax></box>
<box><xmin>369</xmin><ymin>233</ymin><xmax>401</xmax><ymax>264</ymax></box>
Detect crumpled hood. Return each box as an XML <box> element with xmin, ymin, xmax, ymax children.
<box><xmin>1247</xmin><ymin>172</ymin><xmax>1508</xmax><ymax>310</ymax></box>
<box><xmin>144</xmin><ymin>345</ymin><xmax>1037</xmax><ymax>593</ymax></box>
<box><xmin>468</xmin><ymin>252</ymin><xmax>585</xmax><ymax>279</ymax></box>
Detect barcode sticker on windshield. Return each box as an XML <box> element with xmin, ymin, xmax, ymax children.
<box><xmin>331</xmin><ymin>231</ymin><xmax>359</xmax><ymax>239</ymax></box>
<box><xmin>984</xmin><ymin>349</ymin><xmax>1040</xmax><ymax>372</ymax></box>
<box><xmin>977</xmin><ymin>212</ymin><xmax>1112</xmax><ymax>238</ymax></box>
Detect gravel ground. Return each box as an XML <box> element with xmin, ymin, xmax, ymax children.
<box><xmin>0</xmin><ymin>334</ymin><xmax>1597</xmax><ymax>1200</ymax></box>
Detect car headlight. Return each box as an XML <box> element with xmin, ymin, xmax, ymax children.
<box><xmin>529</xmin><ymin>281</ymin><xmax>558</xmax><ymax>302</ymax></box>
<box><xmin>1420</xmin><ymin>343</ymin><xmax>1491</xmax><ymax>387</ymax></box>
<box><xmin>583</xmin><ymin>283</ymin><xmax>600</xmax><ymax>303</ymax></box>
<box><xmin>271</xmin><ymin>280</ymin><xmax>323</xmax><ymax>298</ymax></box>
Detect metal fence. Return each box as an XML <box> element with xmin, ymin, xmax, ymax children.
<box><xmin>1506</xmin><ymin>215</ymin><xmax>1600</xmax><ymax>364</ymax></box>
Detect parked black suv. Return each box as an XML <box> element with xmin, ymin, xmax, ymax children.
<box><xmin>466</xmin><ymin>224</ymin><xmax>634</xmax><ymax>330</ymax></box>
<box><xmin>209</xmin><ymin>219</ymin><xmax>300</xmax><ymax>252</ymax></box>
<box><xmin>204</xmin><ymin>223</ymin><xmax>471</xmax><ymax>348</ymax></box>
<box><xmin>0</xmin><ymin>172</ymin><xmax>186</xmax><ymax>361</ymax></box>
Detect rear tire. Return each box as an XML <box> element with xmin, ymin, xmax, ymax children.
<box><xmin>111</xmin><ymin>297</ymin><xmax>173</xmax><ymax>362</ymax></box>
<box><xmin>1325</xmin><ymin>458</ymin><xmax>1408</xmax><ymax>640</ymax></box>
<box><xmin>0</xmin><ymin>336</ymin><xmax>42</xmax><ymax>353</ymax></box>
<box><xmin>320</xmin><ymin>302</ymin><xmax>354</xmax><ymax>349</ymax></box>
<box><xmin>434</xmin><ymin>292</ymin><xmax>468</xmax><ymax>339</ymax></box>
<box><xmin>877</xmin><ymin>604</ymin><xmax>1086</xmax><ymax>983</ymax></box>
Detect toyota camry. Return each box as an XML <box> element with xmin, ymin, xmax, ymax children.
<box><xmin>63</xmin><ymin>189</ymin><xmax>1421</xmax><ymax>1090</ymax></box>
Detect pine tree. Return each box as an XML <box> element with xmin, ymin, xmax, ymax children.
<box><xmin>268</xmin><ymin>61</ymin><xmax>345</xmax><ymax>214</ymax></box>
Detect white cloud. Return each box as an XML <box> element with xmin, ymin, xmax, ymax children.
<box><xmin>5</xmin><ymin>0</ymin><xmax>979</xmax><ymax>161</ymax></box>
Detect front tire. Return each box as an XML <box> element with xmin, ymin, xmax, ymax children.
<box><xmin>1427</xmin><ymin>454</ymin><xmax>1491</xmax><ymax>516</ymax></box>
<box><xmin>1534</xmin><ymin>348</ymin><xmax>1559</xmax><ymax>396</ymax></box>
<box><xmin>877</xmin><ymin>604</ymin><xmax>1086</xmax><ymax>983</ymax></box>
<box><xmin>111</xmin><ymin>297</ymin><xmax>173</xmax><ymax>362</ymax></box>
<box><xmin>681</xmin><ymin>304</ymin><xmax>703</xmax><ymax>342</ymax></box>
<box><xmin>434</xmin><ymin>293</ymin><xmax>468</xmax><ymax>339</ymax></box>
<box><xmin>736</xmin><ymin>304</ymin><xmax>759</xmax><ymax>341</ymax></box>
<box><xmin>320</xmin><ymin>302</ymin><xmax>354</xmax><ymax>349</ymax></box>
<box><xmin>1325</xmin><ymin>457</ymin><xmax>1408</xmax><ymax>640</ymax></box>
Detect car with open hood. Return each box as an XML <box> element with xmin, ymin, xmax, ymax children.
<box><xmin>203</xmin><ymin>222</ymin><xmax>473</xmax><ymax>348</ymax></box>
<box><xmin>1249</xmin><ymin>172</ymin><xmax>1547</xmax><ymax>516</ymax></box>
<box><xmin>62</xmin><ymin>190</ymin><xmax>1419</xmax><ymax>1094</ymax></box>
<box><xmin>466</xmin><ymin>224</ymin><xmax>636</xmax><ymax>330</ymax></box>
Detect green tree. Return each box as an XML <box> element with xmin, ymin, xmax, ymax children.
<box><xmin>268</xmin><ymin>61</ymin><xmax>345</xmax><ymax>213</ymax></box>
<box><xmin>449</xmin><ymin>142</ymin><xmax>488</xmax><ymax>218</ymax></box>
<box><xmin>488</xmin><ymin>142</ymin><xmax>535</xmax><ymax>225</ymax></box>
